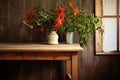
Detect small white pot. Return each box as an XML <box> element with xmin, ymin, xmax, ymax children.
<box><xmin>48</xmin><ymin>31</ymin><xmax>58</xmax><ymax>44</ymax></box>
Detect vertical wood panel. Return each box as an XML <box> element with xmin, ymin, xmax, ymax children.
<box><xmin>1</xmin><ymin>0</ymin><xmax>120</xmax><ymax>80</ymax></box>
<box><xmin>38</xmin><ymin>0</ymin><xmax>48</xmax><ymax>10</ymax></box>
<box><xmin>0</xmin><ymin>0</ymin><xmax>8</xmax><ymax>42</ymax></box>
<box><xmin>7</xmin><ymin>0</ymin><xmax>18</xmax><ymax>42</ymax></box>
<box><xmin>17</xmin><ymin>0</ymin><xmax>29</xmax><ymax>42</ymax></box>
<box><xmin>81</xmin><ymin>0</ymin><xmax>94</xmax><ymax>13</ymax></box>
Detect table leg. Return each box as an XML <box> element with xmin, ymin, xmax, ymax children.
<box><xmin>71</xmin><ymin>53</ymin><xmax>78</xmax><ymax>80</ymax></box>
<box><xmin>66</xmin><ymin>60</ymin><xmax>71</xmax><ymax>75</ymax></box>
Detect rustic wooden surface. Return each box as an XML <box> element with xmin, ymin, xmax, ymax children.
<box><xmin>0</xmin><ymin>43</ymin><xmax>83</xmax><ymax>52</ymax></box>
<box><xmin>1</xmin><ymin>0</ymin><xmax>120</xmax><ymax>80</ymax></box>
<box><xmin>0</xmin><ymin>43</ymin><xmax>82</xmax><ymax>80</ymax></box>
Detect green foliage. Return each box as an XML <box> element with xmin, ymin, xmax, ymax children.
<box><xmin>24</xmin><ymin>7</ymin><xmax>58</xmax><ymax>33</ymax></box>
<box><xmin>23</xmin><ymin>2</ymin><xmax>104</xmax><ymax>47</ymax></box>
<box><xmin>62</xmin><ymin>7</ymin><xmax>76</xmax><ymax>32</ymax></box>
<box><xmin>33</xmin><ymin>7</ymin><xmax>58</xmax><ymax>33</ymax></box>
<box><xmin>74</xmin><ymin>12</ymin><xmax>104</xmax><ymax>47</ymax></box>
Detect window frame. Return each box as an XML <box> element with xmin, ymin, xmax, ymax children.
<box><xmin>95</xmin><ymin>0</ymin><xmax>120</xmax><ymax>55</ymax></box>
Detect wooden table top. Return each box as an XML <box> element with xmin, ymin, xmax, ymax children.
<box><xmin>0</xmin><ymin>43</ymin><xmax>83</xmax><ymax>52</ymax></box>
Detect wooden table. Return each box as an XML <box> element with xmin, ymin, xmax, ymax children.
<box><xmin>0</xmin><ymin>43</ymin><xmax>83</xmax><ymax>80</ymax></box>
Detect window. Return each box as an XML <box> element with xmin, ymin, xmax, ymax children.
<box><xmin>95</xmin><ymin>0</ymin><xmax>120</xmax><ymax>54</ymax></box>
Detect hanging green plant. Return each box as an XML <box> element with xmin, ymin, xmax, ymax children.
<box><xmin>74</xmin><ymin>12</ymin><xmax>104</xmax><ymax>47</ymax></box>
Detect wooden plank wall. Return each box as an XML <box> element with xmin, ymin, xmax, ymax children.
<box><xmin>1</xmin><ymin>0</ymin><xmax>120</xmax><ymax>80</ymax></box>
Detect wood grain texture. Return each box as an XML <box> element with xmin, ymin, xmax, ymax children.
<box><xmin>1</xmin><ymin>0</ymin><xmax>120</xmax><ymax>80</ymax></box>
<box><xmin>0</xmin><ymin>43</ymin><xmax>80</xmax><ymax>80</ymax></box>
<box><xmin>0</xmin><ymin>43</ymin><xmax>83</xmax><ymax>52</ymax></box>
<box><xmin>0</xmin><ymin>0</ymin><xmax>8</xmax><ymax>41</ymax></box>
<box><xmin>95</xmin><ymin>0</ymin><xmax>103</xmax><ymax>52</ymax></box>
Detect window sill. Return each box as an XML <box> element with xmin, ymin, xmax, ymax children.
<box><xmin>96</xmin><ymin>51</ymin><xmax>120</xmax><ymax>55</ymax></box>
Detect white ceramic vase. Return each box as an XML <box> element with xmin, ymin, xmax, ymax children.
<box><xmin>48</xmin><ymin>31</ymin><xmax>58</xmax><ymax>44</ymax></box>
<box><xmin>66</xmin><ymin>32</ymin><xmax>74</xmax><ymax>44</ymax></box>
